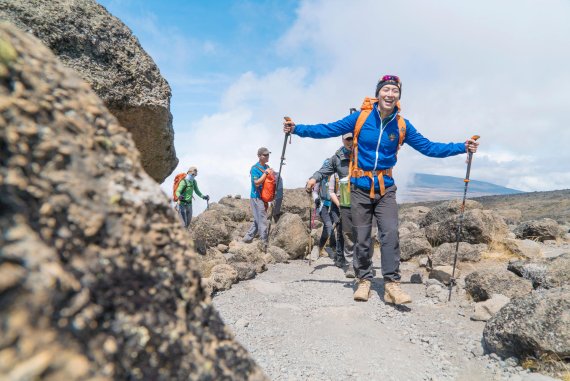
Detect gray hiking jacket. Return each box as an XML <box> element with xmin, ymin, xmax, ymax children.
<box><xmin>311</xmin><ymin>146</ymin><xmax>351</xmax><ymax>182</ymax></box>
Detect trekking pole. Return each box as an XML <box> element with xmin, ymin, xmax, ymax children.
<box><xmin>266</xmin><ymin>117</ymin><xmax>292</xmax><ymax>254</ymax></box>
<box><xmin>448</xmin><ymin>135</ymin><xmax>480</xmax><ymax>301</ymax></box>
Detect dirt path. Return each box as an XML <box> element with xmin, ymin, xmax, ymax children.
<box><xmin>213</xmin><ymin>251</ymin><xmax>543</xmax><ymax>381</ymax></box>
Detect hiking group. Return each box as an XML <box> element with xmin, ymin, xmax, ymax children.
<box><xmin>176</xmin><ymin>74</ymin><xmax>479</xmax><ymax>305</ymax></box>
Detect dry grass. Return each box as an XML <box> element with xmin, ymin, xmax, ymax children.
<box><xmin>521</xmin><ymin>353</ymin><xmax>570</xmax><ymax>380</ymax></box>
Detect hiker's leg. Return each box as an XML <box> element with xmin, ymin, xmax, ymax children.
<box><xmin>256</xmin><ymin>199</ymin><xmax>269</xmax><ymax>243</ymax></box>
<box><xmin>243</xmin><ymin>199</ymin><xmax>259</xmax><ymax>241</ymax></box>
<box><xmin>330</xmin><ymin>204</ymin><xmax>343</xmax><ymax>258</ymax></box>
<box><xmin>318</xmin><ymin>207</ymin><xmax>333</xmax><ymax>249</ymax></box>
<box><xmin>188</xmin><ymin>203</ymin><xmax>193</xmax><ymax>224</ymax></box>
<box><xmin>351</xmin><ymin>186</ymin><xmax>374</xmax><ymax>280</ymax></box>
<box><xmin>340</xmin><ymin>206</ymin><xmax>354</xmax><ymax>262</ymax></box>
<box><xmin>179</xmin><ymin>204</ymin><xmax>190</xmax><ymax>229</ymax></box>
<box><xmin>328</xmin><ymin>208</ymin><xmax>337</xmax><ymax>250</ymax></box>
<box><xmin>373</xmin><ymin>185</ymin><xmax>400</xmax><ymax>282</ymax></box>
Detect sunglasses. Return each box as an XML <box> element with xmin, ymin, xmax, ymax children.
<box><xmin>381</xmin><ymin>74</ymin><xmax>401</xmax><ymax>84</ymax></box>
<box><xmin>260</xmin><ymin>153</ymin><xmax>270</xmax><ymax>156</ymax></box>
<box><xmin>344</xmin><ymin>137</ymin><xmax>353</xmax><ymax>141</ymax></box>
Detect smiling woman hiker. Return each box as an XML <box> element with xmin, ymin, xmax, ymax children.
<box><xmin>283</xmin><ymin>74</ymin><xmax>479</xmax><ymax>304</ymax></box>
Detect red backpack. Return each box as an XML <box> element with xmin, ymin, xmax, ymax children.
<box><xmin>255</xmin><ymin>165</ymin><xmax>276</xmax><ymax>203</ymax></box>
<box><xmin>172</xmin><ymin>173</ymin><xmax>187</xmax><ymax>201</ymax></box>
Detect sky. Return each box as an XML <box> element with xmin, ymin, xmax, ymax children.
<box><xmin>99</xmin><ymin>0</ymin><xmax>570</xmax><ymax>214</ymax></box>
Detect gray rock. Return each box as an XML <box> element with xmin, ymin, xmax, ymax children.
<box><xmin>400</xmin><ymin>229</ymin><xmax>432</xmax><ymax>261</ymax></box>
<box><xmin>267</xmin><ymin>246</ymin><xmax>290</xmax><ymax>263</ymax></box>
<box><xmin>502</xmin><ymin>239</ymin><xmax>543</xmax><ymax>259</ymax></box>
<box><xmin>269</xmin><ymin>213</ymin><xmax>308</xmax><ymax>259</ymax></box>
<box><xmin>217</xmin><ymin>244</ymin><xmax>229</xmax><ymax>253</ymax></box>
<box><xmin>430</xmin><ymin>242</ymin><xmax>487</xmax><ymax>266</ymax></box>
<box><xmin>0</xmin><ymin>0</ymin><xmax>177</xmax><ymax>182</ymax></box>
<box><xmin>429</xmin><ymin>265</ymin><xmax>458</xmax><ymax>286</ymax></box>
<box><xmin>470</xmin><ymin>294</ymin><xmax>510</xmax><ymax>321</ymax></box>
<box><xmin>210</xmin><ymin>264</ymin><xmax>239</xmax><ymax>291</ymax></box>
<box><xmin>421</xmin><ymin>200</ymin><xmax>483</xmax><ymax>227</ymax></box>
<box><xmin>0</xmin><ymin>24</ymin><xmax>265</xmax><ymax>380</ymax></box>
<box><xmin>191</xmin><ymin>209</ymin><xmax>231</xmax><ymax>253</ymax></box>
<box><xmin>399</xmin><ymin>206</ymin><xmax>430</xmax><ymax>225</ymax></box>
<box><xmin>465</xmin><ymin>268</ymin><xmax>533</xmax><ymax>302</ymax></box>
<box><xmin>230</xmin><ymin>262</ymin><xmax>258</xmax><ymax>281</ymax></box>
<box><xmin>196</xmin><ymin>247</ymin><xmax>227</xmax><ymax>277</ymax></box>
<box><xmin>410</xmin><ymin>273</ymin><xmax>424</xmax><ymax>284</ymax></box>
<box><xmin>426</xmin><ymin>284</ymin><xmax>445</xmax><ymax>298</ymax></box>
<box><xmin>425</xmin><ymin>209</ymin><xmax>509</xmax><ymax>246</ymax></box>
<box><xmin>508</xmin><ymin>253</ymin><xmax>570</xmax><ymax>289</ymax></box>
<box><xmin>514</xmin><ymin>218</ymin><xmax>564</xmax><ymax>242</ymax></box>
<box><xmin>483</xmin><ymin>287</ymin><xmax>570</xmax><ymax>361</ymax></box>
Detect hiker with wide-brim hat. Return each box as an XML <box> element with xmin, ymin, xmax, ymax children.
<box><xmin>175</xmin><ymin>166</ymin><xmax>209</xmax><ymax>230</ymax></box>
<box><xmin>243</xmin><ymin>147</ymin><xmax>273</xmax><ymax>246</ymax></box>
<box><xmin>306</xmin><ymin>133</ymin><xmax>356</xmax><ymax>278</ymax></box>
<box><xmin>283</xmin><ymin>75</ymin><xmax>479</xmax><ymax>304</ymax></box>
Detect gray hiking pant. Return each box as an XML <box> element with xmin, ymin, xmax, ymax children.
<box><xmin>339</xmin><ymin>206</ymin><xmax>354</xmax><ymax>262</ymax></box>
<box><xmin>178</xmin><ymin>203</ymin><xmax>193</xmax><ymax>229</ymax></box>
<box><xmin>243</xmin><ymin>198</ymin><xmax>268</xmax><ymax>243</ymax></box>
<box><xmin>351</xmin><ymin>185</ymin><xmax>400</xmax><ymax>281</ymax></box>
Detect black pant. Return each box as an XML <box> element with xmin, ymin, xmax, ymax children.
<box><xmin>330</xmin><ymin>203</ymin><xmax>343</xmax><ymax>258</ymax></box>
<box><xmin>351</xmin><ymin>185</ymin><xmax>400</xmax><ymax>281</ymax></box>
<box><xmin>318</xmin><ymin>205</ymin><xmax>337</xmax><ymax>250</ymax></box>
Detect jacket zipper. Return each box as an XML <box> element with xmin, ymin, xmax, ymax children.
<box><xmin>373</xmin><ymin>106</ymin><xmax>397</xmax><ymax>171</ymax></box>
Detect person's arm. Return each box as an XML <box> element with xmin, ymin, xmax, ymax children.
<box><xmin>284</xmin><ymin>113</ymin><xmax>358</xmax><ymax>139</ymax></box>
<box><xmin>311</xmin><ymin>156</ymin><xmax>336</xmax><ymax>183</ymax></box>
<box><xmin>329</xmin><ymin>175</ymin><xmax>340</xmax><ymax>207</ymax></box>
<box><xmin>404</xmin><ymin>121</ymin><xmax>467</xmax><ymax>158</ymax></box>
<box><xmin>253</xmin><ymin>166</ymin><xmax>272</xmax><ymax>186</ymax></box>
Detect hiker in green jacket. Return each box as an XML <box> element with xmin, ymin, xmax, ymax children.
<box><xmin>175</xmin><ymin>166</ymin><xmax>209</xmax><ymax>229</ymax></box>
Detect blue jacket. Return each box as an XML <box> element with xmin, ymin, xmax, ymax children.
<box><xmin>293</xmin><ymin>104</ymin><xmax>466</xmax><ymax>191</ymax></box>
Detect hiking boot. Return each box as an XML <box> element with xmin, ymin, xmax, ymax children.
<box><xmin>345</xmin><ymin>264</ymin><xmax>355</xmax><ymax>279</ymax></box>
<box><xmin>334</xmin><ymin>257</ymin><xmax>346</xmax><ymax>268</ymax></box>
<box><xmin>353</xmin><ymin>279</ymin><xmax>372</xmax><ymax>302</ymax></box>
<box><xmin>384</xmin><ymin>281</ymin><xmax>412</xmax><ymax>305</ymax></box>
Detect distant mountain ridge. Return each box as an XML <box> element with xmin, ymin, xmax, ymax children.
<box><xmin>399</xmin><ymin>173</ymin><xmax>523</xmax><ymax>203</ymax></box>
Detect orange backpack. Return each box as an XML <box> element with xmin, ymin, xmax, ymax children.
<box><xmin>256</xmin><ymin>165</ymin><xmax>276</xmax><ymax>203</ymax></box>
<box><xmin>172</xmin><ymin>173</ymin><xmax>187</xmax><ymax>201</ymax></box>
<box><xmin>349</xmin><ymin>97</ymin><xmax>406</xmax><ymax>198</ymax></box>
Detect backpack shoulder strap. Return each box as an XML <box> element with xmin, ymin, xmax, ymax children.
<box><xmin>350</xmin><ymin>97</ymin><xmax>378</xmax><ymax>176</ymax></box>
<box><xmin>396</xmin><ymin>115</ymin><xmax>406</xmax><ymax>147</ymax></box>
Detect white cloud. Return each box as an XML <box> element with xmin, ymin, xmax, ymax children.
<box><xmin>163</xmin><ymin>0</ymin><xmax>570</xmax><ymax>215</ymax></box>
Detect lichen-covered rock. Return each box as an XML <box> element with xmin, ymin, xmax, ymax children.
<box><xmin>191</xmin><ymin>209</ymin><xmax>231</xmax><ymax>254</ymax></box>
<box><xmin>514</xmin><ymin>218</ymin><xmax>564</xmax><ymax>242</ymax></box>
<box><xmin>0</xmin><ymin>24</ymin><xmax>265</xmax><ymax>380</ymax></box>
<box><xmin>424</xmin><ymin>209</ymin><xmax>509</xmax><ymax>246</ymax></box>
<box><xmin>269</xmin><ymin>213</ymin><xmax>308</xmax><ymax>259</ymax></box>
<box><xmin>430</xmin><ymin>242</ymin><xmax>487</xmax><ymax>266</ymax></box>
<box><xmin>400</xmin><ymin>230</ymin><xmax>432</xmax><ymax>261</ymax></box>
<box><xmin>399</xmin><ymin>206</ymin><xmax>431</xmax><ymax>226</ymax></box>
<box><xmin>483</xmin><ymin>287</ymin><xmax>570</xmax><ymax>360</ymax></box>
<box><xmin>0</xmin><ymin>0</ymin><xmax>177</xmax><ymax>182</ymax></box>
<box><xmin>209</xmin><ymin>264</ymin><xmax>239</xmax><ymax>292</ymax></box>
<box><xmin>464</xmin><ymin>268</ymin><xmax>533</xmax><ymax>302</ymax></box>
<box><xmin>420</xmin><ymin>200</ymin><xmax>483</xmax><ymax>227</ymax></box>
<box><xmin>507</xmin><ymin>253</ymin><xmax>570</xmax><ymax>289</ymax></box>
<box><xmin>196</xmin><ymin>247</ymin><xmax>227</xmax><ymax>278</ymax></box>
<box><xmin>280</xmin><ymin>188</ymin><xmax>312</xmax><ymax>221</ymax></box>
<box><xmin>502</xmin><ymin>238</ymin><xmax>542</xmax><ymax>259</ymax></box>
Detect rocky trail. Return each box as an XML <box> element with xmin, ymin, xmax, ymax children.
<box><xmin>213</xmin><ymin>249</ymin><xmax>559</xmax><ymax>381</ymax></box>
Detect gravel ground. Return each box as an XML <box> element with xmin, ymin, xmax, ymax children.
<box><xmin>213</xmin><ymin>249</ymin><xmax>556</xmax><ymax>381</ymax></box>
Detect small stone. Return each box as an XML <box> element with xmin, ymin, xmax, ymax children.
<box><xmin>410</xmin><ymin>273</ymin><xmax>423</xmax><ymax>284</ymax></box>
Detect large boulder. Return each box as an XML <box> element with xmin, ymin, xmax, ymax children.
<box><xmin>483</xmin><ymin>287</ymin><xmax>570</xmax><ymax>360</ymax></box>
<box><xmin>0</xmin><ymin>0</ymin><xmax>177</xmax><ymax>182</ymax></box>
<box><xmin>508</xmin><ymin>253</ymin><xmax>570</xmax><ymax>289</ymax></box>
<box><xmin>400</xmin><ymin>230</ymin><xmax>432</xmax><ymax>261</ymax></box>
<box><xmin>501</xmin><ymin>238</ymin><xmax>542</xmax><ymax>259</ymax></box>
<box><xmin>191</xmin><ymin>209</ymin><xmax>231</xmax><ymax>254</ymax></box>
<box><xmin>196</xmin><ymin>247</ymin><xmax>227</xmax><ymax>278</ymax></box>
<box><xmin>0</xmin><ymin>24</ymin><xmax>264</xmax><ymax>380</ymax></box>
<box><xmin>269</xmin><ymin>212</ymin><xmax>308</xmax><ymax>259</ymax></box>
<box><xmin>280</xmin><ymin>188</ymin><xmax>311</xmax><ymax>221</ymax></box>
<box><xmin>420</xmin><ymin>200</ymin><xmax>483</xmax><ymax>227</ymax></box>
<box><xmin>218</xmin><ymin>196</ymin><xmax>253</xmax><ymax>222</ymax></box>
<box><xmin>430</xmin><ymin>242</ymin><xmax>487</xmax><ymax>266</ymax></box>
<box><xmin>464</xmin><ymin>268</ymin><xmax>533</xmax><ymax>302</ymax></box>
<box><xmin>399</xmin><ymin>206</ymin><xmax>430</xmax><ymax>226</ymax></box>
<box><xmin>424</xmin><ymin>209</ymin><xmax>509</xmax><ymax>246</ymax></box>
<box><xmin>514</xmin><ymin>218</ymin><xmax>564</xmax><ymax>242</ymax></box>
